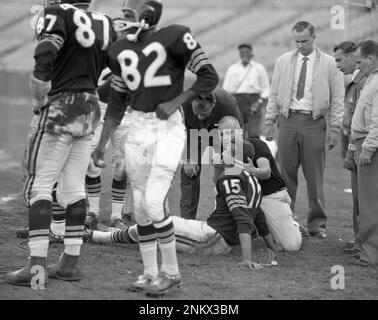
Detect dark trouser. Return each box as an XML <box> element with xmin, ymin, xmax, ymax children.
<box><xmin>341</xmin><ymin>132</ymin><xmax>349</xmax><ymax>159</ymax></box>
<box><xmin>180</xmin><ymin>164</ymin><xmax>223</xmax><ymax>220</ymax></box>
<box><xmin>277</xmin><ymin>113</ymin><xmax>327</xmax><ymax>233</ymax></box>
<box><xmin>355</xmin><ymin>139</ymin><xmax>378</xmax><ymax>264</ymax></box>
<box><xmin>233</xmin><ymin>93</ymin><xmax>261</xmax><ymax>138</ymax></box>
<box><xmin>180</xmin><ymin>164</ymin><xmax>202</xmax><ymax>220</ymax></box>
<box><xmin>351</xmin><ymin>168</ymin><xmax>361</xmax><ymax>249</ymax></box>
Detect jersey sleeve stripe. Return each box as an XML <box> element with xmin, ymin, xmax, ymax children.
<box><xmin>226</xmin><ymin>197</ymin><xmax>247</xmax><ymax>204</ymax></box>
<box><xmin>226</xmin><ymin>195</ymin><xmax>247</xmax><ymax>201</ymax></box>
<box><xmin>229</xmin><ymin>204</ymin><xmax>249</xmax><ymax>212</ymax></box>
<box><xmin>39</xmin><ymin>34</ymin><xmax>65</xmax><ymax>51</ymax></box>
<box><xmin>191</xmin><ymin>59</ymin><xmax>210</xmax><ymax>74</ymax></box>
<box><xmin>111</xmin><ymin>75</ymin><xmax>128</xmax><ymax>93</ymax></box>
<box><xmin>189</xmin><ymin>52</ymin><xmax>207</xmax><ymax>68</ymax></box>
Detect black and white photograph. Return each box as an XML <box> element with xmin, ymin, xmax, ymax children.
<box><xmin>0</xmin><ymin>0</ymin><xmax>377</xmax><ymax>304</ymax></box>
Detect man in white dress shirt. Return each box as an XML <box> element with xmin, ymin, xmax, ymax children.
<box><xmin>223</xmin><ymin>44</ymin><xmax>270</xmax><ymax>138</ymax></box>
<box><xmin>265</xmin><ymin>21</ymin><xmax>344</xmax><ymax>239</ymax></box>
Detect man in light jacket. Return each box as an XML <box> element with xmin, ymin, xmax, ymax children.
<box><xmin>351</xmin><ymin>40</ymin><xmax>378</xmax><ymax>266</ymax></box>
<box><xmin>265</xmin><ymin>21</ymin><xmax>345</xmax><ymax>239</ymax></box>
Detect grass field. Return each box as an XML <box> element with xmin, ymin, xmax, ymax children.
<box><xmin>0</xmin><ymin>98</ymin><xmax>377</xmax><ymax>300</ymax></box>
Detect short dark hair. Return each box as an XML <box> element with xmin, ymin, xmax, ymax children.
<box><xmin>334</xmin><ymin>41</ymin><xmax>356</xmax><ymax>54</ymax></box>
<box><xmin>292</xmin><ymin>21</ymin><xmax>315</xmax><ymax>36</ymax></box>
<box><xmin>355</xmin><ymin>40</ymin><xmax>378</xmax><ymax>58</ymax></box>
<box><xmin>238</xmin><ymin>43</ymin><xmax>252</xmax><ymax>51</ymax></box>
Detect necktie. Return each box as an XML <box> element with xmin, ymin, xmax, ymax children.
<box><xmin>296</xmin><ymin>56</ymin><xmax>308</xmax><ymax>101</ymax></box>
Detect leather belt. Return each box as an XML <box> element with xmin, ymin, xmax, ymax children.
<box><xmin>289</xmin><ymin>109</ymin><xmax>313</xmax><ymax>115</ymax></box>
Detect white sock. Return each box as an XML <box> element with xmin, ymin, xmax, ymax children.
<box><xmin>159</xmin><ymin>239</ymin><xmax>179</xmax><ymax>276</ymax></box>
<box><xmin>64</xmin><ymin>239</ymin><xmax>82</xmax><ymax>256</ymax></box>
<box><xmin>87</xmin><ymin>196</ymin><xmax>100</xmax><ymax>216</ymax></box>
<box><xmin>111</xmin><ymin>202</ymin><xmax>123</xmax><ymax>221</ymax></box>
<box><xmin>29</xmin><ymin>237</ymin><xmax>49</xmax><ymax>258</ymax></box>
<box><xmin>92</xmin><ymin>230</ymin><xmax>112</xmax><ymax>244</ymax></box>
<box><xmin>140</xmin><ymin>241</ymin><xmax>158</xmax><ymax>278</ymax></box>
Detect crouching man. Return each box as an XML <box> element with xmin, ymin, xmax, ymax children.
<box><xmin>85</xmin><ymin>140</ymin><xmax>281</xmax><ymax>269</ymax></box>
<box><xmin>243</xmin><ymin>138</ymin><xmax>302</xmax><ymax>251</ymax></box>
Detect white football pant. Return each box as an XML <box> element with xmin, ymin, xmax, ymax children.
<box><xmin>123</xmin><ymin>109</ymin><xmax>186</xmax><ymax>225</ymax></box>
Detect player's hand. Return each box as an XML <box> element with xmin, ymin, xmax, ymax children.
<box><xmin>238</xmin><ymin>261</ymin><xmax>264</xmax><ymax>270</ymax></box>
<box><xmin>244</xmin><ymin>157</ymin><xmax>259</xmax><ymax>176</ymax></box>
<box><xmin>344</xmin><ymin>157</ymin><xmax>357</xmax><ymax>171</ymax></box>
<box><xmin>156</xmin><ymin>100</ymin><xmax>180</xmax><ymax>120</ymax></box>
<box><xmin>183</xmin><ymin>163</ymin><xmax>200</xmax><ymax>177</ymax></box>
<box><xmin>327</xmin><ymin>132</ymin><xmax>339</xmax><ymax>150</ymax></box>
<box><xmin>358</xmin><ymin>150</ymin><xmax>373</xmax><ymax>166</ymax></box>
<box><xmin>92</xmin><ymin>146</ymin><xmax>106</xmax><ymax>168</ymax></box>
<box><xmin>265</xmin><ymin>124</ymin><xmax>274</xmax><ymax>141</ymax></box>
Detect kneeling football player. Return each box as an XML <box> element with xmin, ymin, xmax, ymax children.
<box><xmin>86</xmin><ymin>140</ymin><xmax>281</xmax><ymax>270</ymax></box>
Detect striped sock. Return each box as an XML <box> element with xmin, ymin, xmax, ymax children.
<box><xmin>28</xmin><ymin>200</ymin><xmax>52</xmax><ymax>258</ymax></box>
<box><xmin>111</xmin><ymin>225</ymin><xmax>138</xmax><ymax>244</ymax></box>
<box><xmin>64</xmin><ymin>199</ymin><xmax>86</xmax><ymax>256</ymax></box>
<box><xmin>51</xmin><ymin>185</ymin><xmax>66</xmax><ymax>237</ymax></box>
<box><xmin>85</xmin><ymin>175</ymin><xmax>101</xmax><ymax>216</ymax></box>
<box><xmin>138</xmin><ymin>224</ymin><xmax>158</xmax><ymax>278</ymax></box>
<box><xmin>111</xmin><ymin>179</ymin><xmax>126</xmax><ymax>221</ymax></box>
<box><xmin>154</xmin><ymin>217</ymin><xmax>179</xmax><ymax>276</ymax></box>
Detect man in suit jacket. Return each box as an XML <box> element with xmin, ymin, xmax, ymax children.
<box><xmin>265</xmin><ymin>21</ymin><xmax>345</xmax><ymax>239</ymax></box>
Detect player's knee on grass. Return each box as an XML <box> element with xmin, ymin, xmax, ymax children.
<box><xmin>277</xmin><ymin>224</ymin><xmax>302</xmax><ymax>251</ymax></box>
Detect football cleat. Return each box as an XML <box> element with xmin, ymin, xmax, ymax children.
<box><xmin>4</xmin><ymin>256</ymin><xmax>48</xmax><ymax>287</ymax></box>
<box><xmin>49</xmin><ymin>230</ymin><xmax>64</xmax><ymax>243</ymax></box>
<box><xmin>48</xmin><ymin>253</ymin><xmax>83</xmax><ymax>281</ymax></box>
<box><xmin>128</xmin><ymin>274</ymin><xmax>154</xmax><ymax>292</ymax></box>
<box><xmin>143</xmin><ymin>272</ymin><xmax>182</xmax><ymax>296</ymax></box>
<box><xmin>16</xmin><ymin>226</ymin><xmax>29</xmax><ymax>239</ymax></box>
<box><xmin>85</xmin><ymin>212</ymin><xmax>99</xmax><ymax>230</ymax></box>
<box><xmin>82</xmin><ymin>228</ymin><xmax>94</xmax><ymax>243</ymax></box>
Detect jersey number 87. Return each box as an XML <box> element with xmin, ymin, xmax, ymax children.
<box><xmin>37</xmin><ymin>4</ymin><xmax>110</xmax><ymax>50</ymax></box>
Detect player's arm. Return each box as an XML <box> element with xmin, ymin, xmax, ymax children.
<box><xmin>217</xmin><ymin>177</ymin><xmax>256</xmax><ymax>265</ymax></box>
<box><xmin>244</xmin><ymin>157</ymin><xmax>271</xmax><ymax>180</ymax></box>
<box><xmin>93</xmin><ymin>64</ymin><xmax>129</xmax><ymax>168</ymax></box>
<box><xmin>31</xmin><ymin>7</ymin><xmax>67</xmax><ymax>112</ymax></box>
<box><xmin>97</xmin><ymin>77</ymin><xmax>112</xmax><ymax>103</ymax></box>
<box><xmin>243</xmin><ymin>141</ymin><xmax>272</xmax><ymax>180</ymax></box>
<box><xmin>156</xmin><ymin>27</ymin><xmax>219</xmax><ymax>120</ymax></box>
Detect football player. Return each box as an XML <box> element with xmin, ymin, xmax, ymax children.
<box><xmin>85</xmin><ymin>67</ymin><xmax>130</xmax><ymax>230</ymax></box>
<box><xmin>5</xmin><ymin>0</ymin><xmax>117</xmax><ymax>286</ymax></box>
<box><xmin>87</xmin><ymin>140</ymin><xmax>281</xmax><ymax>269</ymax></box>
<box><xmin>92</xmin><ymin>0</ymin><xmax>219</xmax><ymax>295</ymax></box>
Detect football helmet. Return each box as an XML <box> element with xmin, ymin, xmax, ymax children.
<box><xmin>116</xmin><ymin>0</ymin><xmax>162</xmax><ymax>42</ymax></box>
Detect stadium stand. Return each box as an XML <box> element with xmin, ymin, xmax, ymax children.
<box><xmin>0</xmin><ymin>0</ymin><xmax>377</xmax><ymax>97</ymax></box>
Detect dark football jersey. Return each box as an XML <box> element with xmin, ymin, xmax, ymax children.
<box><xmin>207</xmin><ymin>170</ymin><xmax>263</xmax><ymax>246</ymax></box>
<box><xmin>35</xmin><ymin>3</ymin><xmax>117</xmax><ymax>95</ymax></box>
<box><xmin>183</xmin><ymin>87</ymin><xmax>243</xmax><ymax>132</ymax></box>
<box><xmin>107</xmin><ymin>24</ymin><xmax>217</xmax><ymax>113</ymax></box>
